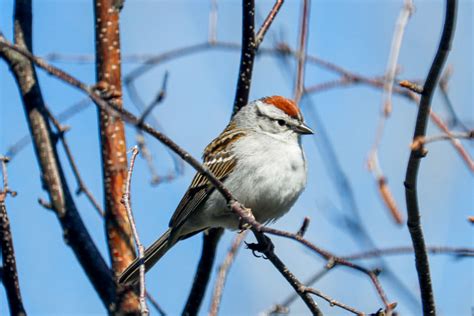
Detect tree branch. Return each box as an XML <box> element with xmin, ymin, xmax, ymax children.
<box><xmin>43</xmin><ymin>106</ymin><xmax>104</xmax><ymax>217</ymax></box>
<box><xmin>249</xmin><ymin>232</ymin><xmax>323</xmax><ymax>316</ymax></box>
<box><xmin>0</xmin><ymin>156</ymin><xmax>26</xmax><ymax>316</ymax></box>
<box><xmin>122</xmin><ymin>147</ymin><xmax>149</xmax><ymax>316</ymax></box>
<box><xmin>294</xmin><ymin>0</ymin><xmax>310</xmax><ymax>103</ymax></box>
<box><xmin>93</xmin><ymin>0</ymin><xmax>139</xmax><ymax>312</ymax></box>
<box><xmin>232</xmin><ymin>0</ymin><xmax>256</xmax><ymax>116</ymax></box>
<box><xmin>255</xmin><ymin>0</ymin><xmax>284</xmax><ymax>48</ymax></box>
<box><xmin>404</xmin><ymin>1</ymin><xmax>457</xmax><ymax>315</ymax></box>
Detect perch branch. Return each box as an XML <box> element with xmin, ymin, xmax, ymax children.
<box><xmin>249</xmin><ymin>232</ymin><xmax>323</xmax><ymax>315</ymax></box>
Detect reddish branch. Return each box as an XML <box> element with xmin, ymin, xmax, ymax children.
<box><xmin>93</xmin><ymin>0</ymin><xmax>138</xmax><ymax>312</ymax></box>
<box><xmin>0</xmin><ymin>157</ymin><xmax>26</xmax><ymax>316</ymax></box>
<box><xmin>0</xmin><ymin>1</ymin><xmax>115</xmax><ymax>310</ymax></box>
<box><xmin>404</xmin><ymin>1</ymin><xmax>457</xmax><ymax>315</ymax></box>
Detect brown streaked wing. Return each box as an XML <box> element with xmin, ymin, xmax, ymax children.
<box><xmin>168</xmin><ymin>128</ymin><xmax>246</xmax><ymax>234</ymax></box>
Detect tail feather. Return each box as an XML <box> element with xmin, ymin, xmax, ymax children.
<box><xmin>119</xmin><ymin>228</ymin><xmax>172</xmax><ymax>285</ymax></box>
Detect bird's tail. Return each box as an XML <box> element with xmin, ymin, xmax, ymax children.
<box><xmin>119</xmin><ymin>228</ymin><xmax>172</xmax><ymax>285</ymax></box>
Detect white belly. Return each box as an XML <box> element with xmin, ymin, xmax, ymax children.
<box><xmin>199</xmin><ymin>132</ymin><xmax>307</xmax><ymax>230</ymax></box>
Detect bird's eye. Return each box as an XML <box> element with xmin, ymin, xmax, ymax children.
<box><xmin>277</xmin><ymin>119</ymin><xmax>285</xmax><ymax>126</ymax></box>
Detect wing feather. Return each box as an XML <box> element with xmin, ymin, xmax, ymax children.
<box><xmin>168</xmin><ymin>126</ymin><xmax>245</xmax><ymax>234</ymax></box>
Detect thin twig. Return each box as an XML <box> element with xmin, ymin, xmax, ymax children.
<box><xmin>438</xmin><ymin>66</ymin><xmax>469</xmax><ymax>131</ymax></box>
<box><xmin>427</xmin><ymin>109</ymin><xmax>474</xmax><ymax>172</ymax></box>
<box><xmin>410</xmin><ymin>130</ymin><xmax>473</xmax><ymax>150</ymax></box>
<box><xmin>6</xmin><ymin>97</ymin><xmax>90</xmax><ymax>159</ymax></box>
<box><xmin>134</xmin><ymin>71</ymin><xmax>177</xmax><ymax>185</ymax></box>
<box><xmin>293</xmin><ymin>0</ymin><xmax>310</xmax><ymax>103</ymax></box>
<box><xmin>209</xmin><ymin>231</ymin><xmax>247</xmax><ymax>316</ymax></box>
<box><xmin>0</xmin><ymin>156</ymin><xmax>17</xmax><ymax>198</ymax></box>
<box><xmin>248</xmin><ymin>222</ymin><xmax>392</xmax><ymax>309</ymax></box>
<box><xmin>304</xmin><ymin>287</ymin><xmax>365</xmax><ymax>315</ymax></box>
<box><xmin>264</xmin><ymin>266</ymin><xmax>331</xmax><ymax>315</ymax></box>
<box><xmin>43</xmin><ymin>106</ymin><xmax>104</xmax><ymax>217</ymax></box>
<box><xmin>208</xmin><ymin>0</ymin><xmax>218</xmax><ymax>44</ymax></box>
<box><xmin>138</xmin><ymin>71</ymin><xmax>169</xmax><ymax>125</ymax></box>
<box><xmin>343</xmin><ymin>246</ymin><xmax>474</xmax><ymax>260</ymax></box>
<box><xmin>400</xmin><ymin>80</ymin><xmax>424</xmax><ymax>94</ymax></box>
<box><xmin>382</xmin><ymin>0</ymin><xmax>414</xmax><ymax>116</ymax></box>
<box><xmin>404</xmin><ymin>1</ymin><xmax>457</xmax><ymax>315</ymax></box>
<box><xmin>296</xmin><ymin>217</ymin><xmax>310</xmax><ymax>237</ymax></box>
<box><xmin>146</xmin><ymin>293</ymin><xmax>167</xmax><ymax>316</ymax></box>
<box><xmin>365</xmin><ymin>0</ymin><xmax>414</xmax><ymax>225</ymax></box>
<box><xmin>367</xmin><ymin>0</ymin><xmax>415</xmax><ymax>225</ymax></box>
<box><xmin>122</xmin><ymin>146</ymin><xmax>149</xmax><ymax>316</ymax></box>
<box><xmin>255</xmin><ymin>0</ymin><xmax>284</xmax><ymax>48</ymax></box>
<box><xmin>0</xmin><ymin>157</ymin><xmax>26</xmax><ymax>315</ymax></box>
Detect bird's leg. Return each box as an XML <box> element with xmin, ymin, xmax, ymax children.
<box><xmin>245</xmin><ymin>233</ymin><xmax>274</xmax><ymax>259</ymax></box>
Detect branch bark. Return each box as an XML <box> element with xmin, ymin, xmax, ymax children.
<box><xmin>232</xmin><ymin>0</ymin><xmax>256</xmax><ymax>116</ymax></box>
<box><xmin>94</xmin><ymin>0</ymin><xmax>139</xmax><ymax>312</ymax></box>
<box><xmin>122</xmin><ymin>147</ymin><xmax>149</xmax><ymax>316</ymax></box>
<box><xmin>250</xmin><ymin>232</ymin><xmax>323</xmax><ymax>316</ymax></box>
<box><xmin>404</xmin><ymin>1</ymin><xmax>457</xmax><ymax>315</ymax></box>
<box><xmin>0</xmin><ymin>157</ymin><xmax>26</xmax><ymax>316</ymax></box>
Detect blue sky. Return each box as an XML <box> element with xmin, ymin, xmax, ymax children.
<box><xmin>0</xmin><ymin>0</ymin><xmax>472</xmax><ymax>315</ymax></box>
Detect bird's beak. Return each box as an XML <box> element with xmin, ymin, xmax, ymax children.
<box><xmin>294</xmin><ymin>122</ymin><xmax>314</xmax><ymax>135</ymax></box>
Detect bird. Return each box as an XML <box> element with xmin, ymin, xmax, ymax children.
<box><xmin>119</xmin><ymin>96</ymin><xmax>313</xmax><ymax>285</ymax></box>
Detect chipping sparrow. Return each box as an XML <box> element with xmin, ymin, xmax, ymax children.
<box><xmin>119</xmin><ymin>96</ymin><xmax>313</xmax><ymax>284</ymax></box>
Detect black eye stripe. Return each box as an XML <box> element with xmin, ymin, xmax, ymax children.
<box><xmin>277</xmin><ymin>119</ymin><xmax>286</xmax><ymax>126</ymax></box>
